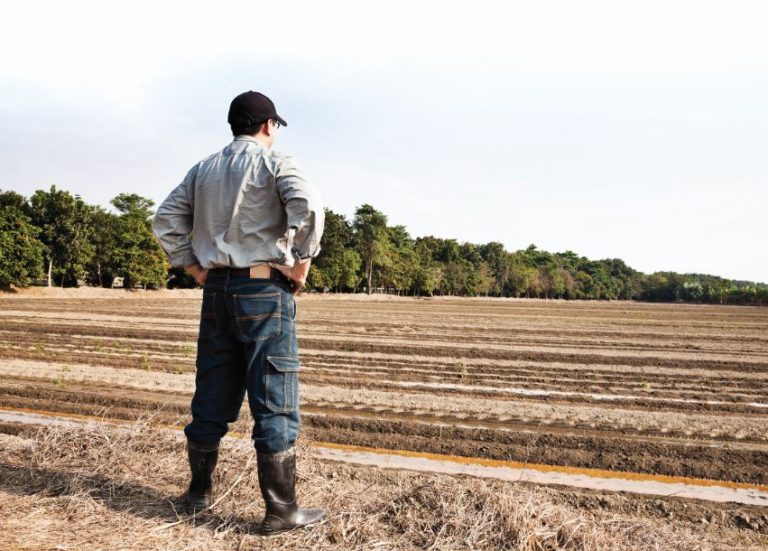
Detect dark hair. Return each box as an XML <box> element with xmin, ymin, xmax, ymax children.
<box><xmin>230</xmin><ymin>119</ymin><xmax>266</xmax><ymax>137</ymax></box>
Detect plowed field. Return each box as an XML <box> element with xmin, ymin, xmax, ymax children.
<box><xmin>1</xmin><ymin>290</ymin><xmax>768</xmax><ymax>546</ymax></box>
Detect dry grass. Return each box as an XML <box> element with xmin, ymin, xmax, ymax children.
<box><xmin>0</xmin><ymin>414</ymin><xmax>762</xmax><ymax>551</ymax></box>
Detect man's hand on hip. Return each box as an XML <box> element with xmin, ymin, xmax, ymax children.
<box><xmin>184</xmin><ymin>263</ymin><xmax>208</xmax><ymax>286</ymax></box>
<box><xmin>269</xmin><ymin>260</ymin><xmax>311</xmax><ymax>295</ymax></box>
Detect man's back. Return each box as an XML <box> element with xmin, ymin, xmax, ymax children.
<box><xmin>152</xmin><ymin>135</ymin><xmax>324</xmax><ymax>270</ymax></box>
<box><xmin>151</xmin><ymin>91</ymin><xmax>327</xmax><ymax>534</ymax></box>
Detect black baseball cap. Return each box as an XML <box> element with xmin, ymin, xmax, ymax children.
<box><xmin>227</xmin><ymin>91</ymin><xmax>287</xmax><ymax>129</ymax></box>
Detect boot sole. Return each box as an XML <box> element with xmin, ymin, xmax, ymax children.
<box><xmin>258</xmin><ymin>518</ymin><xmax>326</xmax><ymax>536</ymax></box>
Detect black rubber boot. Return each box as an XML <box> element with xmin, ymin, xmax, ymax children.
<box><xmin>184</xmin><ymin>439</ymin><xmax>219</xmax><ymax>514</ymax></box>
<box><xmin>257</xmin><ymin>446</ymin><xmax>325</xmax><ymax>535</ymax></box>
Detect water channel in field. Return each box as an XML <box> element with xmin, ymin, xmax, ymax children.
<box><xmin>2</xmin><ymin>407</ymin><xmax>767</xmax><ymax>506</ymax></box>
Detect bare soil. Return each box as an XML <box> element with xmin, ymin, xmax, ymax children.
<box><xmin>1</xmin><ymin>290</ymin><xmax>767</xmax><ymax>548</ymax></box>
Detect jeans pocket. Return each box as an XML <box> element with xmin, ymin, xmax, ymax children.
<box><xmin>233</xmin><ymin>290</ymin><xmax>282</xmax><ymax>341</ymax></box>
<box><xmin>199</xmin><ymin>292</ymin><xmax>223</xmax><ymax>339</ymax></box>
<box><xmin>265</xmin><ymin>355</ymin><xmax>300</xmax><ymax>412</ymax></box>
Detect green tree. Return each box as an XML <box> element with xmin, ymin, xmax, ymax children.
<box><xmin>704</xmin><ymin>278</ymin><xmax>733</xmax><ymax>305</ymax></box>
<box><xmin>84</xmin><ymin>206</ymin><xmax>120</xmax><ymax>287</ymax></box>
<box><xmin>441</xmin><ymin>259</ymin><xmax>478</xmax><ymax>296</ymax></box>
<box><xmin>411</xmin><ymin>240</ymin><xmax>440</xmax><ymax>296</ymax></box>
<box><xmin>476</xmin><ymin>261</ymin><xmax>493</xmax><ymax>296</ymax></box>
<box><xmin>336</xmin><ymin>248</ymin><xmax>362</xmax><ymax>291</ymax></box>
<box><xmin>574</xmin><ymin>271</ymin><xmax>595</xmax><ymax>299</ymax></box>
<box><xmin>109</xmin><ymin>193</ymin><xmax>168</xmax><ymax>289</ymax></box>
<box><xmin>312</xmin><ymin>209</ymin><xmax>361</xmax><ymax>291</ymax></box>
<box><xmin>459</xmin><ymin>242</ymin><xmax>482</xmax><ymax>266</ymax></box>
<box><xmin>437</xmin><ymin>238</ymin><xmax>461</xmax><ymax>263</ymax></box>
<box><xmin>506</xmin><ymin>254</ymin><xmax>534</xmax><ymax>298</ymax></box>
<box><xmin>307</xmin><ymin>248</ymin><xmax>361</xmax><ymax>292</ymax></box>
<box><xmin>0</xmin><ymin>190</ymin><xmax>33</xmax><ymax>216</ymax></box>
<box><xmin>352</xmin><ymin>204</ymin><xmax>389</xmax><ymax>294</ymax></box>
<box><xmin>479</xmin><ymin>241</ymin><xmax>509</xmax><ymax>296</ymax></box>
<box><xmin>379</xmin><ymin>225</ymin><xmax>416</xmax><ymax>295</ymax></box>
<box><xmin>29</xmin><ymin>185</ymin><xmax>95</xmax><ymax>287</ymax></box>
<box><xmin>0</xmin><ymin>206</ymin><xmax>45</xmax><ymax>288</ymax></box>
<box><xmin>540</xmin><ymin>261</ymin><xmax>566</xmax><ymax>299</ymax></box>
<box><xmin>110</xmin><ymin>193</ymin><xmax>155</xmax><ymax>218</ymax></box>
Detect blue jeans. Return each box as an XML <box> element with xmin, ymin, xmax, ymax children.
<box><xmin>184</xmin><ymin>268</ymin><xmax>300</xmax><ymax>454</ymax></box>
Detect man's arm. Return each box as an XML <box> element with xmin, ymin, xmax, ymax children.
<box><xmin>272</xmin><ymin>156</ymin><xmax>325</xmax><ymax>293</ymax></box>
<box><xmin>185</xmin><ymin>263</ymin><xmax>208</xmax><ymax>286</ymax></box>
<box><xmin>152</xmin><ymin>165</ymin><xmax>206</xmax><ymax>284</ymax></box>
<box><xmin>272</xmin><ymin>256</ymin><xmax>312</xmax><ymax>294</ymax></box>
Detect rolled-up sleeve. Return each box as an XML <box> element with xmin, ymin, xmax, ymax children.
<box><xmin>151</xmin><ymin>165</ymin><xmax>198</xmax><ymax>268</ymax></box>
<box><xmin>275</xmin><ymin>156</ymin><xmax>325</xmax><ymax>262</ymax></box>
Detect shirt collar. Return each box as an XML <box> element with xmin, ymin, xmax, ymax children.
<box><xmin>233</xmin><ymin>135</ymin><xmax>264</xmax><ymax>146</ymax></box>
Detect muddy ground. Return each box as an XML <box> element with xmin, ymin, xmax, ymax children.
<box><xmin>1</xmin><ymin>289</ymin><xmax>767</xmax><ymax>547</ymax></box>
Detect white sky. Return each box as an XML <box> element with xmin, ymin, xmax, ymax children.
<box><xmin>1</xmin><ymin>0</ymin><xmax>766</xmax><ymax>283</ymax></box>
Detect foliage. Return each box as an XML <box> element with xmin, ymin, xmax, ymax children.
<box><xmin>83</xmin><ymin>206</ymin><xmax>119</xmax><ymax>287</ymax></box>
<box><xmin>305</xmin><ymin>210</ymin><xmax>766</xmax><ymax>305</ymax></box>
<box><xmin>0</xmin><ymin>200</ymin><xmax>45</xmax><ymax>287</ymax></box>
<box><xmin>352</xmin><ymin>204</ymin><xmax>389</xmax><ymax>294</ymax></box>
<box><xmin>310</xmin><ymin>209</ymin><xmax>361</xmax><ymax>291</ymax></box>
<box><xmin>0</xmin><ymin>190</ymin><xmax>33</xmax><ymax>216</ymax></box>
<box><xmin>29</xmin><ymin>185</ymin><xmax>95</xmax><ymax>287</ymax></box>
<box><xmin>107</xmin><ymin>193</ymin><xmax>168</xmax><ymax>289</ymax></box>
<box><xmin>4</xmin><ymin>185</ymin><xmax>765</xmax><ymax>305</ymax></box>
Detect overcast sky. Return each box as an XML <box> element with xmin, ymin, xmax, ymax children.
<box><xmin>1</xmin><ymin>1</ymin><xmax>766</xmax><ymax>283</ymax></box>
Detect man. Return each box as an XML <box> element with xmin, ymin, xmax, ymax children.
<box><xmin>151</xmin><ymin>90</ymin><xmax>325</xmax><ymax>535</ymax></box>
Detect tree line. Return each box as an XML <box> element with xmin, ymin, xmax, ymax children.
<box><xmin>1</xmin><ymin>187</ymin><xmax>766</xmax><ymax>305</ymax></box>
<box><xmin>310</xmin><ymin>204</ymin><xmax>767</xmax><ymax>305</ymax></box>
<box><xmin>0</xmin><ymin>187</ymin><xmax>170</xmax><ymax>289</ymax></box>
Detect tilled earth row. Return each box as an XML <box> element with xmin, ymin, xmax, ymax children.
<box><xmin>2</xmin><ymin>294</ymin><xmax>767</xmax><ymax>493</ymax></box>
<box><xmin>2</xmin><ymin>331</ymin><xmax>767</xmax><ymax>415</ymax></box>
<box><xmin>1</xmin><ymin>359</ymin><xmax>767</xmax><ymax>485</ymax></box>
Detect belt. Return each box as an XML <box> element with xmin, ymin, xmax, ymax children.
<box><xmin>208</xmin><ymin>264</ymin><xmax>278</xmax><ymax>279</ymax></box>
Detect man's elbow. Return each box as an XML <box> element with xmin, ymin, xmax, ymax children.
<box><xmin>150</xmin><ymin>213</ymin><xmax>162</xmax><ymax>240</ymax></box>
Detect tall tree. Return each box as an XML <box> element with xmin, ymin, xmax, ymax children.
<box><xmin>479</xmin><ymin>241</ymin><xmax>509</xmax><ymax>296</ymax></box>
<box><xmin>84</xmin><ymin>206</ymin><xmax>120</xmax><ymax>287</ymax></box>
<box><xmin>476</xmin><ymin>261</ymin><xmax>493</xmax><ymax>297</ymax></box>
<box><xmin>109</xmin><ymin>193</ymin><xmax>168</xmax><ymax>289</ymax></box>
<box><xmin>110</xmin><ymin>193</ymin><xmax>155</xmax><ymax>219</ymax></box>
<box><xmin>0</xmin><ymin>205</ymin><xmax>45</xmax><ymax>288</ymax></box>
<box><xmin>29</xmin><ymin>185</ymin><xmax>94</xmax><ymax>287</ymax></box>
<box><xmin>312</xmin><ymin>208</ymin><xmax>360</xmax><ymax>291</ymax></box>
<box><xmin>352</xmin><ymin>204</ymin><xmax>389</xmax><ymax>294</ymax></box>
<box><xmin>507</xmin><ymin>255</ymin><xmax>535</xmax><ymax>298</ymax></box>
<box><xmin>410</xmin><ymin>240</ymin><xmax>440</xmax><ymax>296</ymax></box>
<box><xmin>379</xmin><ymin>225</ymin><xmax>416</xmax><ymax>295</ymax></box>
<box><xmin>441</xmin><ymin>259</ymin><xmax>478</xmax><ymax>296</ymax></box>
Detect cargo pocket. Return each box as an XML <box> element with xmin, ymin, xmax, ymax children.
<box><xmin>234</xmin><ymin>291</ymin><xmax>282</xmax><ymax>341</ymax></box>
<box><xmin>265</xmin><ymin>355</ymin><xmax>300</xmax><ymax>412</ymax></box>
<box><xmin>198</xmin><ymin>292</ymin><xmax>222</xmax><ymax>339</ymax></box>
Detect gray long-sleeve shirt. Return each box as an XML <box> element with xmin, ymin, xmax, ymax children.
<box><xmin>151</xmin><ymin>135</ymin><xmax>324</xmax><ymax>269</ymax></box>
